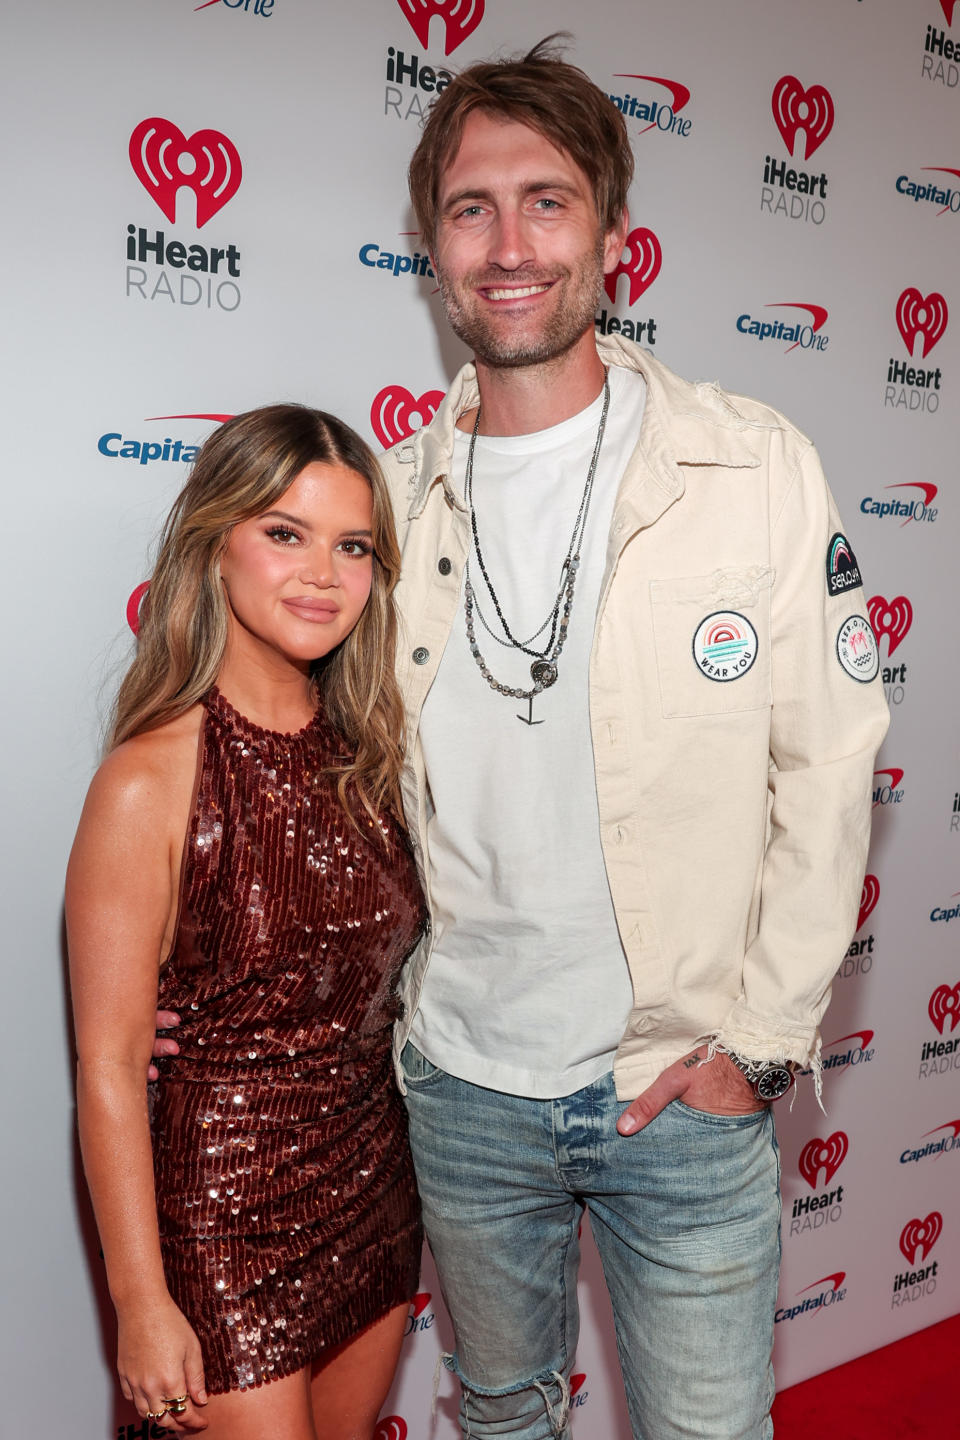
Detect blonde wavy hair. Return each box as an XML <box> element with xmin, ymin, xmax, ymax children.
<box><xmin>111</xmin><ymin>404</ymin><xmax>406</xmax><ymax>829</ymax></box>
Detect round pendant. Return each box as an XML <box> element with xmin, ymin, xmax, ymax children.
<box><xmin>530</xmin><ymin>660</ymin><xmax>558</xmax><ymax>688</ymax></box>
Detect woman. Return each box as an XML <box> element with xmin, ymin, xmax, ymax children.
<box><xmin>66</xmin><ymin>405</ymin><xmax>425</xmax><ymax>1439</ymax></box>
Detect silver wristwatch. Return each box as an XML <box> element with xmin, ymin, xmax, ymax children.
<box><xmin>726</xmin><ymin>1051</ymin><xmax>795</xmax><ymax>1102</ymax></box>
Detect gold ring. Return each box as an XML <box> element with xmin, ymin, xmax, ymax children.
<box><xmin>145</xmin><ymin>1406</ymin><xmax>169</xmax><ymax>1419</ymax></box>
<box><xmin>163</xmin><ymin>1394</ymin><xmax>189</xmax><ymax>1414</ymax></box>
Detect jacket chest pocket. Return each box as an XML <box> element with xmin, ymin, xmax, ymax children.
<box><xmin>650</xmin><ymin>566</ymin><xmax>774</xmax><ymax>718</ymax></box>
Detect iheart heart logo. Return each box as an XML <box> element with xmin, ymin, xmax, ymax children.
<box><xmin>603</xmin><ymin>228</ymin><xmax>662</xmax><ymax>306</ymax></box>
<box><xmin>895</xmin><ymin>289</ymin><xmax>949</xmax><ymax>359</ymax></box>
<box><xmin>867</xmin><ymin>595</ymin><xmax>912</xmax><ymax>657</ymax></box>
<box><xmin>371</xmin><ymin>385</ymin><xmax>444</xmax><ymax>448</ymax></box>
<box><xmin>928</xmin><ymin>983</ymin><xmax>960</xmax><ymax>1035</ymax></box>
<box><xmin>126</xmin><ymin>581</ymin><xmax>150</xmax><ymax>636</ymax></box>
<box><xmin>857</xmin><ymin>875</ymin><xmax>879</xmax><ymax>932</ymax></box>
<box><xmin>396</xmin><ymin>0</ymin><xmax>484</xmax><ymax>55</ymax></box>
<box><xmin>798</xmin><ymin>1132</ymin><xmax>849</xmax><ymax>1189</ymax></box>
<box><xmin>374</xmin><ymin>1418</ymin><xmax>407</xmax><ymax>1440</ymax></box>
<box><xmin>940</xmin><ymin>1</ymin><xmax>957</xmax><ymax>24</ymax></box>
<box><xmin>771</xmin><ymin>76</ymin><xmax>834</xmax><ymax>161</ymax></box>
<box><xmin>899</xmin><ymin>1213</ymin><xmax>943</xmax><ymax>1265</ymax></box>
<box><xmin>129</xmin><ymin>118</ymin><xmax>242</xmax><ymax>227</ymax></box>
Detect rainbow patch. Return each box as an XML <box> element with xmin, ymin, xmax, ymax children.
<box><xmin>692</xmin><ymin>610</ymin><xmax>759</xmax><ymax>682</ymax></box>
<box><xmin>826</xmin><ymin>532</ymin><xmax>862</xmax><ymax>597</ymax></box>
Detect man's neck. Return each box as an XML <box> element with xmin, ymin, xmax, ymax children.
<box><xmin>461</xmin><ymin>328</ymin><xmax>607</xmax><ymax>437</ymax></box>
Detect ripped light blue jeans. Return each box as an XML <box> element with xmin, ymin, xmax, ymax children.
<box><xmin>401</xmin><ymin>1043</ymin><xmax>780</xmax><ymax>1440</ymax></box>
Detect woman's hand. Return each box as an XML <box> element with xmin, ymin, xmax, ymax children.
<box><xmin>117</xmin><ymin>1294</ymin><xmax>209</xmax><ymax>1431</ymax></box>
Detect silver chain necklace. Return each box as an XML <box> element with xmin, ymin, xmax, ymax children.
<box><xmin>463</xmin><ymin>374</ymin><xmax>611</xmax><ymax>724</ymax></box>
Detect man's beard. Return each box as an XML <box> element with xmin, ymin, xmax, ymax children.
<box><xmin>435</xmin><ymin>234</ymin><xmax>607</xmax><ymax>370</ymax></box>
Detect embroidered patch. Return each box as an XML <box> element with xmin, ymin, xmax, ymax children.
<box><xmin>826</xmin><ymin>532</ymin><xmax>863</xmax><ymax>597</ymax></box>
<box><xmin>836</xmin><ymin>615</ymin><xmax>879</xmax><ymax>683</ymax></box>
<box><xmin>692</xmin><ymin>611</ymin><xmax>758</xmax><ymax>682</ymax></box>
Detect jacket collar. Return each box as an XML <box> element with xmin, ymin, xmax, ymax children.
<box><xmin>403</xmin><ymin>333</ymin><xmax>761</xmax><ymax>520</ymax></box>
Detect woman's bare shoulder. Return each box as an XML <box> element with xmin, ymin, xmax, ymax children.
<box><xmin>82</xmin><ymin>706</ymin><xmax>205</xmax><ymax>832</ymax></box>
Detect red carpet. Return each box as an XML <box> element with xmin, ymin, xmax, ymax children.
<box><xmin>771</xmin><ymin>1314</ymin><xmax>959</xmax><ymax>1438</ymax></box>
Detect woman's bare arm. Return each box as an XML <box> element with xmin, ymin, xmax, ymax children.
<box><xmin>66</xmin><ymin>717</ymin><xmax>208</xmax><ymax>1426</ymax></box>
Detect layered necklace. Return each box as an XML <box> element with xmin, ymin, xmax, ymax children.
<box><xmin>463</xmin><ymin>373</ymin><xmax>611</xmax><ymax>725</ymax></box>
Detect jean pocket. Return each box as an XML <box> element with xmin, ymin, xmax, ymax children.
<box><xmin>399</xmin><ymin>1041</ymin><xmax>445</xmax><ymax>1088</ymax></box>
<box><xmin>672</xmin><ymin>1099</ymin><xmax>769</xmax><ymax>1129</ymax></box>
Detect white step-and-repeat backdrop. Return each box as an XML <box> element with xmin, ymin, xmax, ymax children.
<box><xmin>2</xmin><ymin>2</ymin><xmax>958</xmax><ymax>1436</ymax></box>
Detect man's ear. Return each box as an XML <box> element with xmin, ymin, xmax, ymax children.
<box><xmin>602</xmin><ymin>208</ymin><xmax>630</xmax><ymax>274</ymax></box>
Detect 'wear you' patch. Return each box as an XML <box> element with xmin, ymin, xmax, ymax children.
<box><xmin>836</xmin><ymin>615</ymin><xmax>879</xmax><ymax>683</ymax></box>
<box><xmin>692</xmin><ymin>611</ymin><xmax>758</xmax><ymax>682</ymax></box>
<box><xmin>826</xmin><ymin>533</ymin><xmax>863</xmax><ymax>597</ymax></box>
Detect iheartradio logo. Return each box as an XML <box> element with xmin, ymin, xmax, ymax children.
<box><xmin>396</xmin><ymin>0</ymin><xmax>483</xmax><ymax>55</ymax></box>
<box><xmin>866</xmin><ymin>595</ymin><xmax>912</xmax><ymax>657</ymax></box>
<box><xmin>929</xmin><ymin>983</ymin><xmax>960</xmax><ymax>1034</ymax></box>
<box><xmin>941</xmin><ymin>1</ymin><xmax>957</xmax><ymax>24</ymax></box>
<box><xmin>126</xmin><ymin>581</ymin><xmax>150</xmax><ymax>636</ymax></box>
<box><xmin>129</xmin><ymin>118</ymin><xmax>242</xmax><ymax>227</ymax></box>
<box><xmin>896</xmin><ymin>289</ymin><xmax>949</xmax><ymax>360</ymax></box>
<box><xmin>604</xmin><ymin>228</ymin><xmax>662</xmax><ymax>307</ymax></box>
<box><xmin>798</xmin><ymin>1132</ymin><xmax>848</xmax><ymax>1189</ymax></box>
<box><xmin>370</xmin><ymin>385</ymin><xmax>444</xmax><ymax>448</ymax></box>
<box><xmin>899</xmin><ymin>1213</ymin><xmax>943</xmax><ymax>1265</ymax></box>
<box><xmin>858</xmin><ymin>875</ymin><xmax>879</xmax><ymax>932</ymax></box>
<box><xmin>373</xmin><ymin>1419</ymin><xmax>407</xmax><ymax>1440</ymax></box>
<box><xmin>771</xmin><ymin>76</ymin><xmax>834</xmax><ymax>161</ymax></box>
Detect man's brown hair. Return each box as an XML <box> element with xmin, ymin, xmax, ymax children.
<box><xmin>408</xmin><ymin>34</ymin><xmax>634</xmax><ymax>244</ymax></box>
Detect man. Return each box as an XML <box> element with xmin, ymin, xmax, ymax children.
<box><xmin>378</xmin><ymin>36</ymin><xmax>887</xmax><ymax>1440</ymax></box>
<box><xmin>152</xmin><ymin>36</ymin><xmax>885</xmax><ymax>1440</ymax></box>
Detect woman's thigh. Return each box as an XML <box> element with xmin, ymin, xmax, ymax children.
<box><xmin>185</xmin><ymin>1364</ymin><xmax>316</xmax><ymax>1440</ymax></box>
<box><xmin>310</xmin><ymin>1303</ymin><xmax>409</xmax><ymax>1440</ymax></box>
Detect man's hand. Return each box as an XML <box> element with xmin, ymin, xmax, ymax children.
<box><xmin>617</xmin><ymin>1046</ymin><xmax>766</xmax><ymax>1135</ymax></box>
<box><xmin>147</xmin><ymin>1010</ymin><xmax>181</xmax><ymax>1082</ymax></box>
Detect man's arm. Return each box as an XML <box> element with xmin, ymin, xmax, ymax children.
<box><xmin>620</xmin><ymin>437</ymin><xmax>888</xmax><ymax>1133</ymax></box>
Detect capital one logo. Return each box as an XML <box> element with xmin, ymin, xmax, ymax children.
<box><xmin>798</xmin><ymin>1132</ymin><xmax>848</xmax><ymax>1189</ymax></box>
<box><xmin>129</xmin><ymin>117</ymin><xmax>242</xmax><ymax>227</ymax></box>
<box><xmin>771</xmin><ymin>76</ymin><xmax>834</xmax><ymax>161</ymax></box>
<box><xmin>611</xmin><ymin>73</ymin><xmax>691</xmax><ymax>134</ymax></box>
<box><xmin>371</xmin><ymin>385</ymin><xmax>444</xmax><ymax>448</ymax></box>
<box><xmin>396</xmin><ymin>0</ymin><xmax>483</xmax><ymax>55</ymax></box>
<box><xmin>896</xmin><ymin>289</ymin><xmax>948</xmax><ymax>359</ymax></box>
<box><xmin>867</xmin><ymin>595</ymin><xmax>912</xmax><ymax>657</ymax></box>
<box><xmin>374</xmin><ymin>1419</ymin><xmax>407</xmax><ymax>1440</ymax></box>
<box><xmin>604</xmin><ymin>228</ymin><xmax>662</xmax><ymax>306</ymax></box>
<box><xmin>774</xmin><ymin>302</ymin><xmax>828</xmax><ymax>354</ymax></box>
<box><xmin>858</xmin><ymin>875</ymin><xmax>879</xmax><ymax>931</ymax></box>
<box><xmin>873</xmin><ymin>767</ymin><xmax>904</xmax><ymax>808</ymax></box>
<box><xmin>929</xmin><ymin>983</ymin><xmax>960</xmax><ymax>1034</ymax></box>
<box><xmin>899</xmin><ymin>1213</ymin><xmax>943</xmax><ymax>1265</ymax></box>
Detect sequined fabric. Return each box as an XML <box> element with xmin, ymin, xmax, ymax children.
<box><xmin>152</xmin><ymin>688</ymin><xmax>425</xmax><ymax>1393</ymax></box>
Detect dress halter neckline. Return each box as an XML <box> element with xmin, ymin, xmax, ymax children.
<box><xmin>204</xmin><ymin>685</ymin><xmax>322</xmax><ymax>742</ymax></box>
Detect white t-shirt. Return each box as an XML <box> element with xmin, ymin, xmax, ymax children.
<box><xmin>409</xmin><ymin>366</ymin><xmax>647</xmax><ymax>1098</ymax></box>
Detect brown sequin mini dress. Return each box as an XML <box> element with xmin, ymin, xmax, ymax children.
<box><xmin>152</xmin><ymin>688</ymin><xmax>425</xmax><ymax>1393</ymax></box>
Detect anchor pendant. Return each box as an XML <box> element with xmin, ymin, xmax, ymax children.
<box><xmin>517</xmin><ymin>695</ymin><xmax>544</xmax><ymax>726</ymax></box>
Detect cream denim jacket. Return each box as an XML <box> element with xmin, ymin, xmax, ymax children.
<box><xmin>381</xmin><ymin>336</ymin><xmax>889</xmax><ymax>1100</ymax></box>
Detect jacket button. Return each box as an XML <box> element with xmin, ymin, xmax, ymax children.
<box><xmin>438</xmin><ymin>557</ymin><xmax>452</xmax><ymax>576</ymax></box>
<box><xmin>412</xmin><ymin>646</ymin><xmax>430</xmax><ymax>665</ymax></box>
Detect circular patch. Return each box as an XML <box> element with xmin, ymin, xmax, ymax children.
<box><xmin>836</xmin><ymin>614</ymin><xmax>879</xmax><ymax>683</ymax></box>
<box><xmin>692</xmin><ymin>611</ymin><xmax>759</xmax><ymax>682</ymax></box>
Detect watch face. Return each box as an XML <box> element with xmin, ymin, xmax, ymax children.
<box><xmin>757</xmin><ymin>1065</ymin><xmax>794</xmax><ymax>1101</ymax></box>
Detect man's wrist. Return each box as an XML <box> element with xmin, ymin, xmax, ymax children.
<box><xmin>724</xmin><ymin>1050</ymin><xmax>796</xmax><ymax>1102</ymax></box>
